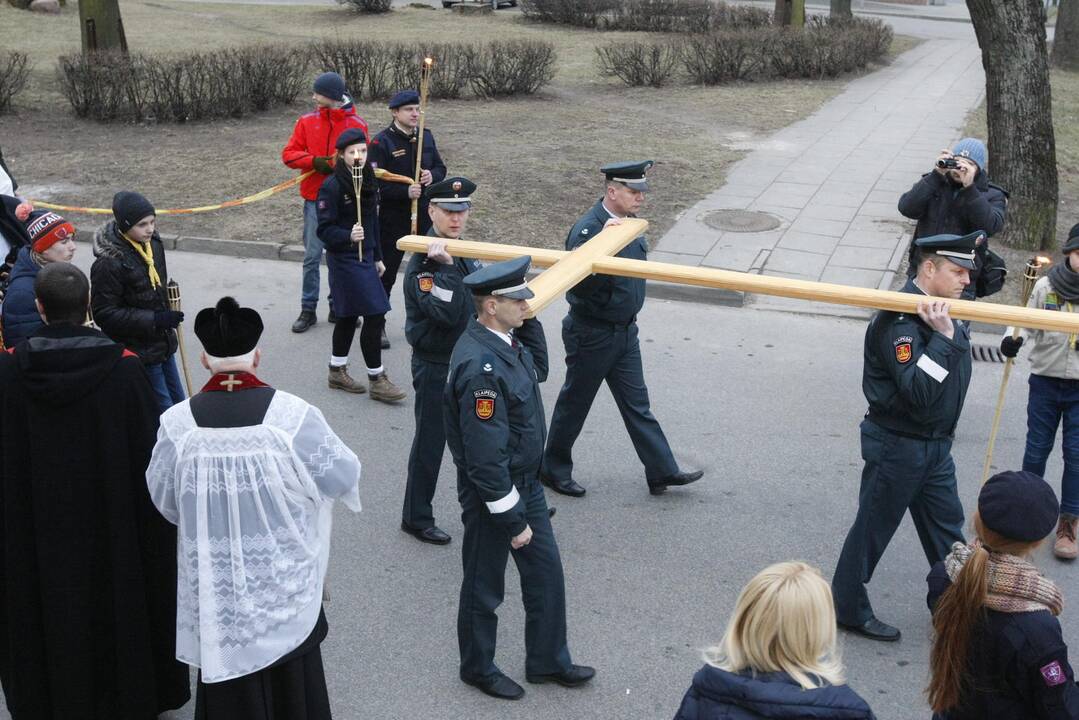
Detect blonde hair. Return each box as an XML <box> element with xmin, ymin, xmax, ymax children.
<box><xmin>704</xmin><ymin>561</ymin><xmax>844</xmax><ymax>690</ymax></box>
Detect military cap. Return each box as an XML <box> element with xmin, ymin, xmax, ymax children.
<box><xmin>427</xmin><ymin>176</ymin><xmax>476</xmax><ymax>212</ymax></box>
<box><xmin>388</xmin><ymin>89</ymin><xmax>420</xmax><ymax>109</ymax></box>
<box><xmin>335</xmin><ymin>127</ymin><xmax>368</xmax><ymax>150</ymax></box>
<box><xmin>913</xmin><ymin>231</ymin><xmax>982</xmax><ymax>270</ymax></box>
<box><xmin>195</xmin><ymin>296</ymin><xmax>264</xmax><ymax>358</ymax></box>
<box><xmin>464</xmin><ymin>256</ymin><xmax>534</xmax><ymax>300</ymax></box>
<box><xmin>602</xmin><ymin>160</ymin><xmax>655</xmax><ymax>192</ymax></box>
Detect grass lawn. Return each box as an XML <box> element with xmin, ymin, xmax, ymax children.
<box><xmin>0</xmin><ymin>1</ymin><xmax>919</xmax><ymax>250</ymax></box>
<box><xmin>963</xmin><ymin>68</ymin><xmax>1079</xmax><ymax>307</ymax></box>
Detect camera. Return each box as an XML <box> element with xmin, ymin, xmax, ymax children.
<box><xmin>936</xmin><ymin>157</ymin><xmax>960</xmax><ymax>170</ymax></box>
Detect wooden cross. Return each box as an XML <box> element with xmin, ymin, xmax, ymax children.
<box><xmin>218</xmin><ymin>374</ymin><xmax>244</xmax><ymax>392</ymax></box>
<box><xmin>398</xmin><ymin>222</ymin><xmax>1079</xmax><ymax>334</ymax></box>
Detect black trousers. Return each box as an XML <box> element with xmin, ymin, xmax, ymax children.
<box><xmin>457</xmin><ymin>476</ymin><xmax>572</xmax><ymax>681</ymax></box>
<box><xmin>403</xmin><ymin>356</ymin><xmax>448</xmax><ymax>529</ymax></box>
<box><xmin>380</xmin><ymin>206</ymin><xmax>432</xmax><ymax>298</ymax></box>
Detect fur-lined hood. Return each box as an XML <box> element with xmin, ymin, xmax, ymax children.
<box><xmin>92</xmin><ymin>220</ymin><xmax>161</xmax><ymax>260</ymax></box>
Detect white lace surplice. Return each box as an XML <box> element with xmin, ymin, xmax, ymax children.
<box><xmin>147</xmin><ymin>391</ymin><xmax>361</xmax><ymax>683</ymax></box>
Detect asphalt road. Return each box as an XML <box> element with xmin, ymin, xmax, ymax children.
<box><xmin>3</xmin><ymin>246</ymin><xmax>1068</xmax><ymax>720</ymax></box>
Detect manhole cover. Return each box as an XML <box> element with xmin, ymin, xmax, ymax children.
<box><xmin>702</xmin><ymin>209</ymin><xmax>782</xmax><ymax>233</ymax></box>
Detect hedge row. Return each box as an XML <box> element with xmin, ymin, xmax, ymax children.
<box><xmin>520</xmin><ymin>0</ymin><xmax>771</xmax><ymax>31</ymax></box>
<box><xmin>596</xmin><ymin>17</ymin><xmax>894</xmax><ymax>87</ymax></box>
<box><xmin>56</xmin><ymin>39</ymin><xmax>557</xmax><ymax>122</ymax></box>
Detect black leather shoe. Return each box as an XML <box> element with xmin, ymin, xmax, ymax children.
<box><xmin>838</xmin><ymin>617</ymin><xmax>901</xmax><ymax>642</ymax></box>
<box><xmin>401</xmin><ymin>522</ymin><xmax>451</xmax><ymax>545</ymax></box>
<box><xmin>540</xmin><ymin>473</ymin><xmax>586</xmax><ymax>498</ymax></box>
<box><xmin>461</xmin><ymin>672</ymin><xmax>525</xmax><ymax>700</ymax></box>
<box><xmin>548</xmin><ymin>507</ymin><xmax>556</xmax><ymax>518</ymax></box>
<box><xmin>380</xmin><ymin>327</ymin><xmax>391</xmax><ymax>349</ymax></box>
<box><xmin>648</xmin><ymin>469</ymin><xmax>703</xmax><ymax>495</ymax></box>
<box><xmin>526</xmin><ymin>664</ymin><xmax>596</xmax><ymax>688</ymax></box>
<box><xmin>291</xmin><ymin>310</ymin><xmax>316</xmax><ymax>333</ymax></box>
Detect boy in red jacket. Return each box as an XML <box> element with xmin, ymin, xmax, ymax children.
<box><xmin>282</xmin><ymin>72</ymin><xmax>368</xmax><ymax>333</ymax></box>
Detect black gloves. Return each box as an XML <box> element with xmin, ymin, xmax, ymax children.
<box><xmin>1000</xmin><ymin>336</ymin><xmax>1024</xmax><ymax>358</ymax></box>
<box><xmin>154</xmin><ymin>310</ymin><xmax>184</xmax><ymax>330</ymax></box>
<box><xmin>312</xmin><ymin>155</ymin><xmax>334</xmax><ymax>174</ymax></box>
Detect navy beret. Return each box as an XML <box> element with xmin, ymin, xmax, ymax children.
<box><xmin>389</xmin><ymin>90</ymin><xmax>420</xmax><ymax>109</ymax></box>
<box><xmin>979</xmin><ymin>471</ymin><xmax>1059</xmax><ymax>542</ymax></box>
<box><xmin>335</xmin><ymin>128</ymin><xmax>367</xmax><ymax>150</ymax></box>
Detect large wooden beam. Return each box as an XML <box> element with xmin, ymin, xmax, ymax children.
<box><xmin>395</xmin><ymin>236</ymin><xmax>1079</xmax><ymax>333</ymax></box>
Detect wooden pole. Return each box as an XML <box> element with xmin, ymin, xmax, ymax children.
<box><xmin>395</xmin><ymin>235</ymin><xmax>1079</xmax><ymax>333</ymax></box>
<box><xmin>166</xmin><ymin>280</ymin><xmax>194</xmax><ymax>397</ymax></box>
<box><xmin>410</xmin><ymin>57</ymin><xmax>433</xmax><ymax>235</ymax></box>
<box><xmin>981</xmin><ymin>257</ymin><xmax>1047</xmax><ymax>482</ymax></box>
<box><xmin>352</xmin><ymin>163</ymin><xmax>363</xmax><ymax>260</ymax></box>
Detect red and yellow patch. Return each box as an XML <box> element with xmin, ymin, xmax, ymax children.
<box><xmin>895</xmin><ymin>343</ymin><xmax>912</xmax><ymax>364</ymax></box>
<box><xmin>418</xmin><ymin>274</ymin><xmax>434</xmax><ymax>293</ymax></box>
<box><xmin>475</xmin><ymin>398</ymin><xmax>495</xmax><ymax>420</ymax></box>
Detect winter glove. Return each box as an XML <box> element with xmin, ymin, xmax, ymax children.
<box><xmin>154</xmin><ymin>310</ymin><xmax>184</xmax><ymax>330</ymax></box>
<box><xmin>1000</xmin><ymin>336</ymin><xmax>1024</xmax><ymax>358</ymax></box>
<box><xmin>312</xmin><ymin>155</ymin><xmax>334</xmax><ymax>174</ymax></box>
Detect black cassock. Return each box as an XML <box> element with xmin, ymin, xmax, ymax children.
<box><xmin>0</xmin><ymin>324</ymin><xmax>190</xmax><ymax>719</ymax></box>
<box><xmin>188</xmin><ymin>378</ymin><xmax>332</xmax><ymax>720</ymax></box>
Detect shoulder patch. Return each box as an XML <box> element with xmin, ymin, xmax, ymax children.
<box><xmin>894</xmin><ymin>335</ymin><xmax>913</xmax><ymax>364</ymax></box>
<box><xmin>474</xmin><ymin>388</ymin><xmax>496</xmax><ymax>420</ymax></box>
<box><xmin>417</xmin><ymin>271</ymin><xmax>434</xmax><ymax>293</ymax></box>
<box><xmin>1040</xmin><ymin>660</ymin><xmax>1067</xmax><ymax>687</ymax></box>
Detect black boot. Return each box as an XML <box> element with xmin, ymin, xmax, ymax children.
<box><xmin>291</xmin><ymin>310</ymin><xmax>316</xmax><ymax>333</ymax></box>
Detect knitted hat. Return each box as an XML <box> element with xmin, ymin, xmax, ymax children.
<box><xmin>335</xmin><ymin>127</ymin><xmax>368</xmax><ymax>151</ymax></box>
<box><xmin>111</xmin><ymin>191</ymin><xmax>155</xmax><ymax>234</ymax></box>
<box><xmin>26</xmin><ymin>211</ymin><xmax>75</xmax><ymax>253</ymax></box>
<box><xmin>194</xmin><ymin>296</ymin><xmax>264</xmax><ymax>358</ymax></box>
<box><xmin>1062</xmin><ymin>223</ymin><xmax>1079</xmax><ymax>254</ymax></box>
<box><xmin>979</xmin><ymin>471</ymin><xmax>1059</xmax><ymax>542</ymax></box>
<box><xmin>951</xmin><ymin>137</ymin><xmax>987</xmax><ymax>170</ymax></box>
<box><xmin>313</xmin><ymin>72</ymin><xmax>347</xmax><ymax>103</ymax></box>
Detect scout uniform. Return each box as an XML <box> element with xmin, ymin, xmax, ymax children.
<box><xmin>832</xmin><ymin>232</ymin><xmax>979</xmax><ymax>641</ymax></box>
<box><xmin>401</xmin><ymin>177</ymin><xmax>481</xmax><ymax>544</ymax></box>
<box><xmin>444</xmin><ymin>257</ymin><xmax>593</xmax><ymax>700</ymax></box>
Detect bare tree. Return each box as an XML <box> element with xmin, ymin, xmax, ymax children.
<box><xmin>1054</xmin><ymin>0</ymin><xmax>1079</xmax><ymax>70</ymax></box>
<box><xmin>78</xmin><ymin>0</ymin><xmax>128</xmax><ymax>54</ymax></box>
<box><xmin>831</xmin><ymin>0</ymin><xmax>853</xmax><ymax>18</ymax></box>
<box><xmin>967</xmin><ymin>0</ymin><xmax>1058</xmax><ymax>251</ymax></box>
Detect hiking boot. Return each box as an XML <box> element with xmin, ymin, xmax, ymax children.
<box><xmin>1054</xmin><ymin>514</ymin><xmax>1078</xmax><ymax>560</ymax></box>
<box><xmin>369</xmin><ymin>372</ymin><xmax>406</xmax><ymax>403</ymax></box>
<box><xmin>291</xmin><ymin>310</ymin><xmax>316</xmax><ymax>333</ymax></box>
<box><xmin>328</xmin><ymin>365</ymin><xmax>366</xmax><ymax>394</ymax></box>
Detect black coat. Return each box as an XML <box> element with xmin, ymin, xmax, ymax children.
<box><xmin>1</xmin><ymin>247</ymin><xmax>43</xmax><ymax>348</ymax></box>
<box><xmin>369</xmin><ymin>123</ymin><xmax>447</xmax><ymax>213</ymax></box>
<box><xmin>90</xmin><ymin>221</ymin><xmax>177</xmax><ymax>365</ymax></box>
<box><xmin>403</xmin><ymin>228</ymin><xmax>481</xmax><ymax>363</ymax></box>
<box><xmin>927</xmin><ymin>562</ymin><xmax>1079</xmax><ymax>720</ymax></box>
<box><xmin>673</xmin><ymin>665</ymin><xmax>875</xmax><ymax>720</ymax></box>
<box><xmin>566</xmin><ymin>199</ymin><xmax>648</xmax><ymax>324</ymax></box>
<box><xmin>0</xmin><ymin>324</ymin><xmax>190</xmax><ymax>719</ymax></box>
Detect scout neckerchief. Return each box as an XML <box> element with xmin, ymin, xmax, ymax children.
<box><xmin>200</xmin><ymin>371</ymin><xmax>270</xmax><ymax>393</ymax></box>
<box><xmin>123</xmin><ymin>234</ymin><xmax>161</xmax><ymax>289</ymax></box>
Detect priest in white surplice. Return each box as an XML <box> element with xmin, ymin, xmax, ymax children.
<box><xmin>146</xmin><ymin>296</ymin><xmax>361</xmax><ymax>720</ymax></box>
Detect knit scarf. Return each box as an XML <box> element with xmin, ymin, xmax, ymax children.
<box><xmin>1048</xmin><ymin>258</ymin><xmax>1079</xmax><ymax>302</ymax></box>
<box><xmin>124</xmin><ymin>236</ymin><xmax>161</xmax><ymax>289</ymax></box>
<box><xmin>944</xmin><ymin>541</ymin><xmax>1063</xmax><ymax>616</ymax></box>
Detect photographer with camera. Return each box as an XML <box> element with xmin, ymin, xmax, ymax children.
<box><xmin>899</xmin><ymin>137</ymin><xmax>1008</xmax><ymax>300</ymax></box>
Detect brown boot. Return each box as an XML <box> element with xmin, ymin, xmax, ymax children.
<box><xmin>368</xmin><ymin>372</ymin><xmax>406</xmax><ymax>403</ymax></box>
<box><xmin>1054</xmin><ymin>514</ymin><xmax>1078</xmax><ymax>560</ymax></box>
<box><xmin>328</xmin><ymin>364</ymin><xmax>366</xmax><ymax>394</ymax></box>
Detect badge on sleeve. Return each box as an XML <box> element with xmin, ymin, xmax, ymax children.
<box><xmin>1041</xmin><ymin>660</ymin><xmax>1067</xmax><ymax>687</ymax></box>
<box><xmin>417</xmin><ymin>272</ymin><xmax>434</xmax><ymax>293</ymax></box>
<box><xmin>474</xmin><ymin>389</ymin><xmax>497</xmax><ymax>420</ymax></box>
<box><xmin>893</xmin><ymin>335</ymin><xmax>913</xmax><ymax>364</ymax></box>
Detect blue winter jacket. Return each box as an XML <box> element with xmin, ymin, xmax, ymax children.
<box><xmin>674</xmin><ymin>665</ymin><xmax>876</xmax><ymax>720</ymax></box>
<box><xmin>1</xmin><ymin>246</ymin><xmax>42</xmax><ymax>347</ymax></box>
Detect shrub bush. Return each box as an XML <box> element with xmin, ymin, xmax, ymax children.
<box><xmin>57</xmin><ymin>45</ymin><xmax>309</xmax><ymax>122</ymax></box>
<box><xmin>604</xmin><ymin>0</ymin><xmax>713</xmax><ymax>32</ymax></box>
<box><xmin>519</xmin><ymin>0</ymin><xmax>618</xmax><ymax>27</ymax></box>
<box><xmin>595</xmin><ymin>41</ymin><xmax>681</xmax><ymax>87</ymax></box>
<box><xmin>523</xmin><ymin>0</ymin><xmax>769</xmax><ymax>30</ymax></box>
<box><xmin>335</xmin><ymin>0</ymin><xmax>392</xmax><ymax>12</ymax></box>
<box><xmin>0</xmin><ymin>51</ymin><xmax>31</xmax><ymax>114</ymax></box>
<box><xmin>681</xmin><ymin>29</ymin><xmax>766</xmax><ymax>83</ymax></box>
<box><xmin>312</xmin><ymin>40</ymin><xmax>475</xmax><ymax>101</ymax></box>
<box><xmin>465</xmin><ymin>40</ymin><xmax>557</xmax><ymax>98</ymax></box>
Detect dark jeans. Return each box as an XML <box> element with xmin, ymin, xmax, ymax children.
<box><xmin>832</xmin><ymin>419</ymin><xmax>965</xmax><ymax>626</ymax></box>
<box><xmin>403</xmin><ymin>356</ymin><xmax>448</xmax><ymax>529</ymax></box>
<box><xmin>145</xmin><ymin>356</ymin><xmax>185</xmax><ymax>413</ymax></box>
<box><xmin>1023</xmin><ymin>373</ymin><xmax>1079</xmax><ymax>516</ymax></box>
<box><xmin>457</xmin><ymin>476</ymin><xmax>572</xmax><ymax>681</ymax></box>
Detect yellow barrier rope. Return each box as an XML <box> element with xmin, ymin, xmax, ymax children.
<box><xmin>28</xmin><ymin>167</ymin><xmax>416</xmax><ymax>216</ymax></box>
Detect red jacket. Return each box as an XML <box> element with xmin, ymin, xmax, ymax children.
<box><xmin>282</xmin><ymin>105</ymin><xmax>369</xmax><ymax>201</ymax></box>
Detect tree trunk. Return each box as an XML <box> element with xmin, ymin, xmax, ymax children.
<box><xmin>967</xmin><ymin>0</ymin><xmax>1058</xmax><ymax>251</ymax></box>
<box><xmin>773</xmin><ymin>0</ymin><xmax>804</xmax><ymax>25</ymax></box>
<box><xmin>78</xmin><ymin>0</ymin><xmax>127</xmax><ymax>54</ymax></box>
<box><xmin>1054</xmin><ymin>0</ymin><xmax>1079</xmax><ymax>70</ymax></box>
<box><xmin>831</xmin><ymin>0</ymin><xmax>853</xmax><ymax>18</ymax></box>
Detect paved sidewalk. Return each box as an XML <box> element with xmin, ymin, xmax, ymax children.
<box><xmin>654</xmin><ymin>17</ymin><xmax>983</xmax><ymax>312</ymax></box>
